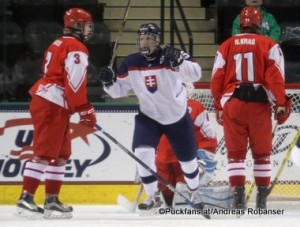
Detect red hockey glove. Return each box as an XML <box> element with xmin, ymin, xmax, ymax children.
<box><xmin>275</xmin><ymin>96</ymin><xmax>292</xmax><ymax>125</ymax></box>
<box><xmin>77</xmin><ymin>104</ymin><xmax>96</xmax><ymax>129</ymax></box>
<box><xmin>216</xmin><ymin>109</ymin><xmax>223</xmax><ymax>126</ymax></box>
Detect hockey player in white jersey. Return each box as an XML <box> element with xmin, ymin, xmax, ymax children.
<box><xmin>98</xmin><ymin>23</ymin><xmax>204</xmax><ymax>211</ymax></box>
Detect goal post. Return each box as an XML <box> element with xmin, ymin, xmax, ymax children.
<box><xmin>193</xmin><ymin>82</ymin><xmax>300</xmax><ymax>201</ymax></box>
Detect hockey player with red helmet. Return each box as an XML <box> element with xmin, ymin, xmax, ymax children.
<box><xmin>210</xmin><ymin>7</ymin><xmax>291</xmax><ymax>210</ymax></box>
<box><xmin>232</xmin><ymin>0</ymin><xmax>281</xmax><ymax>43</ymax></box>
<box><xmin>16</xmin><ymin>8</ymin><xmax>96</xmax><ymax>219</ymax></box>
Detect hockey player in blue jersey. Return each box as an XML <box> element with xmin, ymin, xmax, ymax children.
<box><xmin>98</xmin><ymin>23</ymin><xmax>204</xmax><ymax>211</ymax></box>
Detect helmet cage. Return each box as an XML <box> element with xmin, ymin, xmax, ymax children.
<box><xmin>136</xmin><ymin>32</ymin><xmax>160</xmax><ymax>56</ymax></box>
<box><xmin>136</xmin><ymin>23</ymin><xmax>161</xmax><ymax>57</ymax></box>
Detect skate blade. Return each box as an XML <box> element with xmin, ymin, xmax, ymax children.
<box><xmin>43</xmin><ymin>209</ymin><xmax>72</xmax><ymax>219</ymax></box>
<box><xmin>15</xmin><ymin>207</ymin><xmax>43</xmax><ymax>219</ymax></box>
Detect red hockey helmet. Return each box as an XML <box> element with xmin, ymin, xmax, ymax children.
<box><xmin>240</xmin><ymin>6</ymin><xmax>262</xmax><ymax>28</ymax></box>
<box><xmin>64</xmin><ymin>8</ymin><xmax>94</xmax><ymax>41</ymax></box>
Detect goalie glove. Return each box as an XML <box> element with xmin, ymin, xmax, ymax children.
<box><xmin>162</xmin><ymin>45</ymin><xmax>184</xmax><ymax>68</ymax></box>
<box><xmin>77</xmin><ymin>104</ymin><xmax>96</xmax><ymax>129</ymax></box>
<box><xmin>98</xmin><ymin>66</ymin><xmax>116</xmax><ymax>88</ymax></box>
<box><xmin>275</xmin><ymin>96</ymin><xmax>292</xmax><ymax>125</ymax></box>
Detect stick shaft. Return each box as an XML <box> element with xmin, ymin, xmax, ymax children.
<box><xmin>95</xmin><ymin>126</ymin><xmax>202</xmax><ymax>209</ymax></box>
<box><xmin>131</xmin><ymin>184</ymin><xmax>144</xmax><ymax>211</ymax></box>
<box><xmin>109</xmin><ymin>0</ymin><xmax>131</xmax><ymax>68</ymax></box>
<box><xmin>267</xmin><ymin>129</ymin><xmax>300</xmax><ymax>195</ymax></box>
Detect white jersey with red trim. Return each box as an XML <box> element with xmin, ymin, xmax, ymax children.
<box><xmin>104</xmin><ymin>50</ymin><xmax>201</xmax><ymax>124</ymax></box>
<box><xmin>29</xmin><ymin>36</ymin><xmax>89</xmax><ymax>112</ymax></box>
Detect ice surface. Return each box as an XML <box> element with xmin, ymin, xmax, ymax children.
<box><xmin>0</xmin><ymin>202</ymin><xmax>300</xmax><ymax>227</ymax></box>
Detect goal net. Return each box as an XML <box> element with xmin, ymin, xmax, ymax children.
<box><xmin>193</xmin><ymin>82</ymin><xmax>300</xmax><ymax>201</ymax></box>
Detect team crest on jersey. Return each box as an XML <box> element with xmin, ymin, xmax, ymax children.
<box><xmin>145</xmin><ymin>75</ymin><xmax>157</xmax><ymax>93</ymax></box>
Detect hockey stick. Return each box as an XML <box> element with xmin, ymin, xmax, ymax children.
<box><xmin>95</xmin><ymin>124</ymin><xmax>210</xmax><ymax>219</ymax></box>
<box><xmin>117</xmin><ymin>184</ymin><xmax>144</xmax><ymax>213</ymax></box>
<box><xmin>246</xmin><ymin>122</ymin><xmax>278</xmax><ymax>203</ymax></box>
<box><xmin>109</xmin><ymin>0</ymin><xmax>131</xmax><ymax>68</ymax></box>
<box><xmin>266</xmin><ymin>128</ymin><xmax>300</xmax><ymax>195</ymax></box>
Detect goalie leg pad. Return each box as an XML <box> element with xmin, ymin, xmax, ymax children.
<box><xmin>172</xmin><ymin>183</ymin><xmax>233</xmax><ymax>210</ymax></box>
<box><xmin>197</xmin><ymin>150</ymin><xmax>218</xmax><ymax>186</ymax></box>
<box><xmin>199</xmin><ymin>170</ymin><xmax>216</xmax><ymax>187</ymax></box>
<box><xmin>197</xmin><ymin>150</ymin><xmax>217</xmax><ymax>171</ymax></box>
<box><xmin>198</xmin><ymin>185</ymin><xmax>234</xmax><ymax>209</ymax></box>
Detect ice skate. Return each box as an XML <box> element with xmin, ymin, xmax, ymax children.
<box><xmin>256</xmin><ymin>186</ymin><xmax>268</xmax><ymax>209</ymax></box>
<box><xmin>43</xmin><ymin>196</ymin><xmax>73</xmax><ymax>219</ymax></box>
<box><xmin>138</xmin><ymin>191</ymin><xmax>163</xmax><ymax>210</ymax></box>
<box><xmin>15</xmin><ymin>193</ymin><xmax>44</xmax><ymax>219</ymax></box>
<box><xmin>232</xmin><ymin>186</ymin><xmax>246</xmax><ymax>210</ymax></box>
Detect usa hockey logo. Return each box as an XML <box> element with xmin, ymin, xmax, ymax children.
<box><xmin>0</xmin><ymin>118</ymin><xmax>111</xmax><ymax>182</ymax></box>
<box><xmin>145</xmin><ymin>75</ymin><xmax>157</xmax><ymax>93</ymax></box>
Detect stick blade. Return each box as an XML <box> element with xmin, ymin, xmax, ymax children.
<box><xmin>117</xmin><ymin>194</ymin><xmax>136</xmax><ymax>213</ymax></box>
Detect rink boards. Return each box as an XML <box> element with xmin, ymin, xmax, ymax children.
<box><xmin>0</xmin><ymin>104</ymin><xmax>299</xmax><ymax>204</ymax></box>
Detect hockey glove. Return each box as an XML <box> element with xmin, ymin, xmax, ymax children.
<box><xmin>98</xmin><ymin>66</ymin><xmax>116</xmax><ymax>88</ymax></box>
<box><xmin>162</xmin><ymin>45</ymin><xmax>184</xmax><ymax>68</ymax></box>
<box><xmin>77</xmin><ymin>104</ymin><xmax>96</xmax><ymax>129</ymax></box>
<box><xmin>275</xmin><ymin>96</ymin><xmax>292</xmax><ymax>125</ymax></box>
<box><xmin>216</xmin><ymin>109</ymin><xmax>223</xmax><ymax>126</ymax></box>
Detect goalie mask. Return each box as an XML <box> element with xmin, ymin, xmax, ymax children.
<box><xmin>64</xmin><ymin>8</ymin><xmax>94</xmax><ymax>42</ymax></box>
<box><xmin>136</xmin><ymin>23</ymin><xmax>161</xmax><ymax>61</ymax></box>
